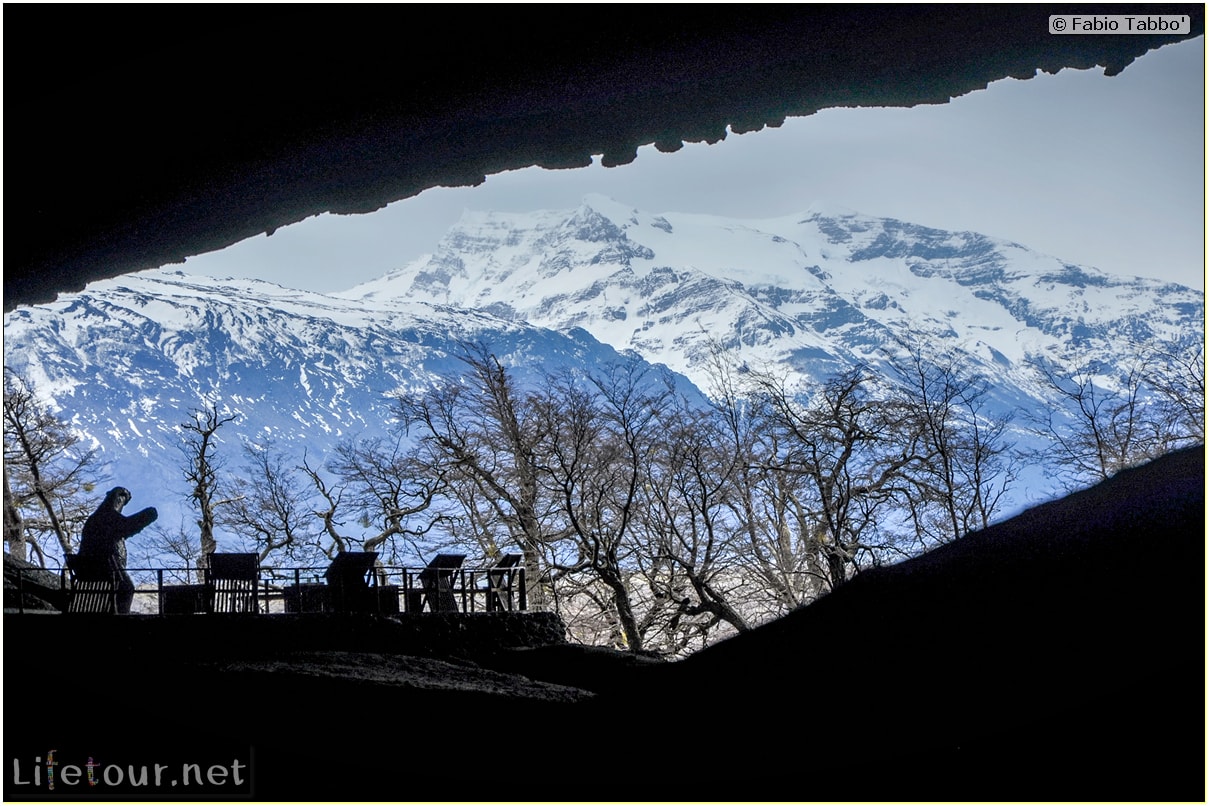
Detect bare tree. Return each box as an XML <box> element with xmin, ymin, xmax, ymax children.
<box><xmin>133</xmin><ymin>519</ymin><xmax>203</xmax><ymax>583</ymax></box>
<box><xmin>1029</xmin><ymin>344</ymin><xmax>1202</xmax><ymax>487</ymax></box>
<box><xmin>750</xmin><ymin>367</ymin><xmax>920</xmax><ymax>589</ymax></box>
<box><xmin>4</xmin><ymin>473</ymin><xmax>26</xmax><ymax>562</ymax></box>
<box><xmin>180</xmin><ymin>403</ymin><xmax>238</xmax><ymax>577</ymax></box>
<box><xmin>887</xmin><ymin>339</ymin><xmax>1018</xmax><ymax>548</ymax></box>
<box><xmin>703</xmin><ymin>346</ymin><xmax>829</xmax><ymax>618</ymax></box>
<box><xmin>3</xmin><ymin>366</ymin><xmax>102</xmax><ymax>563</ymax></box>
<box><xmin>731</xmin><ymin>436</ymin><xmax>831</xmax><ymax>613</ymax></box>
<box><xmin>1141</xmin><ymin>338</ymin><xmax>1205</xmax><ymax>446</ymax></box>
<box><xmin>326</xmin><ymin>434</ymin><xmax>444</xmax><ymax>565</ymax></box>
<box><xmin>299</xmin><ymin>453</ymin><xmax>354</xmax><ymax>560</ymax></box>
<box><xmin>639</xmin><ymin>401</ymin><xmax>752</xmax><ymax>649</ymax></box>
<box><xmin>1032</xmin><ymin>358</ymin><xmax>1145</xmax><ymax>482</ymax></box>
<box><xmin>223</xmin><ymin>441</ymin><xmax>324</xmax><ymax>564</ymax></box>
<box><xmin>398</xmin><ymin>343</ymin><xmax>555</xmax><ymax>607</ymax></box>
<box><xmin>531</xmin><ymin>363</ymin><xmax>671</xmax><ymax>652</ymax></box>
<box><xmin>437</xmin><ymin>469</ymin><xmax>513</xmax><ymax>560</ymax></box>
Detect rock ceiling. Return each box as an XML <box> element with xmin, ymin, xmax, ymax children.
<box><xmin>4</xmin><ymin>5</ymin><xmax>1202</xmax><ymax>310</ymax></box>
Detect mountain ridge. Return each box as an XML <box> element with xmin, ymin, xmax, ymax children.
<box><xmin>3</xmin><ymin>197</ymin><xmax>1202</xmax><ymax>561</ymax></box>
<box><xmin>340</xmin><ymin>195</ymin><xmax>1200</xmax><ymax>402</ymax></box>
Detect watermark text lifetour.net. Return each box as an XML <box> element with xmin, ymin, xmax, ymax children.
<box><xmin>7</xmin><ymin>748</ymin><xmax>252</xmax><ymax>797</ymax></box>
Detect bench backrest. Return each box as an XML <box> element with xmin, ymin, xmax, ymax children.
<box><xmin>64</xmin><ymin>554</ymin><xmax>118</xmax><ymax>614</ymax></box>
<box><xmin>415</xmin><ymin>554</ymin><xmax>465</xmax><ymax>612</ymax></box>
<box><xmin>325</xmin><ymin>551</ymin><xmax>380</xmax><ymax>612</ymax></box>
<box><xmin>486</xmin><ymin>553</ymin><xmax>523</xmax><ymax>611</ymax></box>
<box><xmin>324</xmin><ymin>551</ymin><xmax>379</xmax><ymax>590</ymax></box>
<box><xmin>67</xmin><ymin>579</ymin><xmax>118</xmax><ymax>614</ymax></box>
<box><xmin>205</xmin><ymin>552</ymin><xmax>259</xmax><ymax>614</ymax></box>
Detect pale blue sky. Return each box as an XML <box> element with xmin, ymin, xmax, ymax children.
<box><xmin>185</xmin><ymin>36</ymin><xmax>1205</xmax><ymax>292</ymax></box>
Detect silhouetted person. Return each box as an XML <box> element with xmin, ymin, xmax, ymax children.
<box><xmin>78</xmin><ymin>486</ymin><xmax>157</xmax><ymax>614</ymax></box>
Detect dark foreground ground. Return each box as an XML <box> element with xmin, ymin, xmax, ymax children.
<box><xmin>4</xmin><ymin>447</ymin><xmax>1204</xmax><ymax>802</ymax></box>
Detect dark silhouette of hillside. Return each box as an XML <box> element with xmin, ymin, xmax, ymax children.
<box><xmin>597</xmin><ymin>444</ymin><xmax>1206</xmax><ymax>800</ymax></box>
<box><xmin>4</xmin><ymin>447</ymin><xmax>1202</xmax><ymax>801</ymax></box>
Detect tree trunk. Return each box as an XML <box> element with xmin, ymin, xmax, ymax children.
<box><xmin>198</xmin><ymin>519</ymin><xmax>216</xmax><ymax>582</ymax></box>
<box><xmin>4</xmin><ymin>472</ymin><xmax>27</xmax><ymax>562</ymax></box>
<box><xmin>601</xmin><ymin>567</ymin><xmax>643</xmax><ymax>652</ymax></box>
<box><xmin>520</xmin><ymin>544</ymin><xmax>545</xmax><ymax>611</ymax></box>
<box><xmin>826</xmin><ymin>548</ymin><xmax>848</xmax><ymax>590</ymax></box>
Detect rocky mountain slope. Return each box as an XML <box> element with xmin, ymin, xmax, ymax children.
<box><xmin>341</xmin><ymin>194</ymin><xmax>1201</xmax><ymax>407</ymax></box>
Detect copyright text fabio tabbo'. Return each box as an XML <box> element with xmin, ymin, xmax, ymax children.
<box><xmin>1049</xmin><ymin>14</ymin><xmax>1191</xmax><ymax>34</ymax></box>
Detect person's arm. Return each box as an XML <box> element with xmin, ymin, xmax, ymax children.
<box><xmin>120</xmin><ymin>506</ymin><xmax>158</xmax><ymax>537</ymax></box>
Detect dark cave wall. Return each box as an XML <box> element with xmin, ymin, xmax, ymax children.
<box><xmin>2</xmin><ymin>611</ymin><xmax>571</xmax><ymax>661</ymax></box>
<box><xmin>4</xmin><ymin>4</ymin><xmax>1203</xmax><ymax>310</ymax></box>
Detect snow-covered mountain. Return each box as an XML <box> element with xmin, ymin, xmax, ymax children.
<box><xmin>341</xmin><ymin>194</ymin><xmax>1201</xmax><ymax>410</ymax></box>
<box><xmin>4</xmin><ymin>196</ymin><xmax>1202</xmax><ymax>556</ymax></box>
<box><xmin>2</xmin><ymin>271</ymin><xmax>688</xmax><ymax>541</ymax></box>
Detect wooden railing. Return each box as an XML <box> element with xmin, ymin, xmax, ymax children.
<box><xmin>6</xmin><ymin>563</ymin><xmax>527</xmax><ymax>615</ymax></box>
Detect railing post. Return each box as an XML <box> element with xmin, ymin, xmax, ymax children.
<box><xmin>518</xmin><ymin>567</ymin><xmax>527</xmax><ymax>611</ymax></box>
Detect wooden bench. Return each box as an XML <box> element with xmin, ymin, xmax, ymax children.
<box><xmin>485</xmin><ymin>553</ymin><xmax>523</xmax><ymax>612</ymax></box>
<box><xmin>205</xmin><ymin>552</ymin><xmax>260</xmax><ymax>614</ymax></box>
<box><xmin>324</xmin><ymin>551</ymin><xmax>399</xmax><ymax>615</ymax></box>
<box><xmin>63</xmin><ymin>554</ymin><xmax>118</xmax><ymax>614</ymax></box>
<box><xmin>408</xmin><ymin>553</ymin><xmax>465</xmax><ymax>613</ymax></box>
<box><xmin>159</xmin><ymin>583</ymin><xmax>208</xmax><ymax>614</ymax></box>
